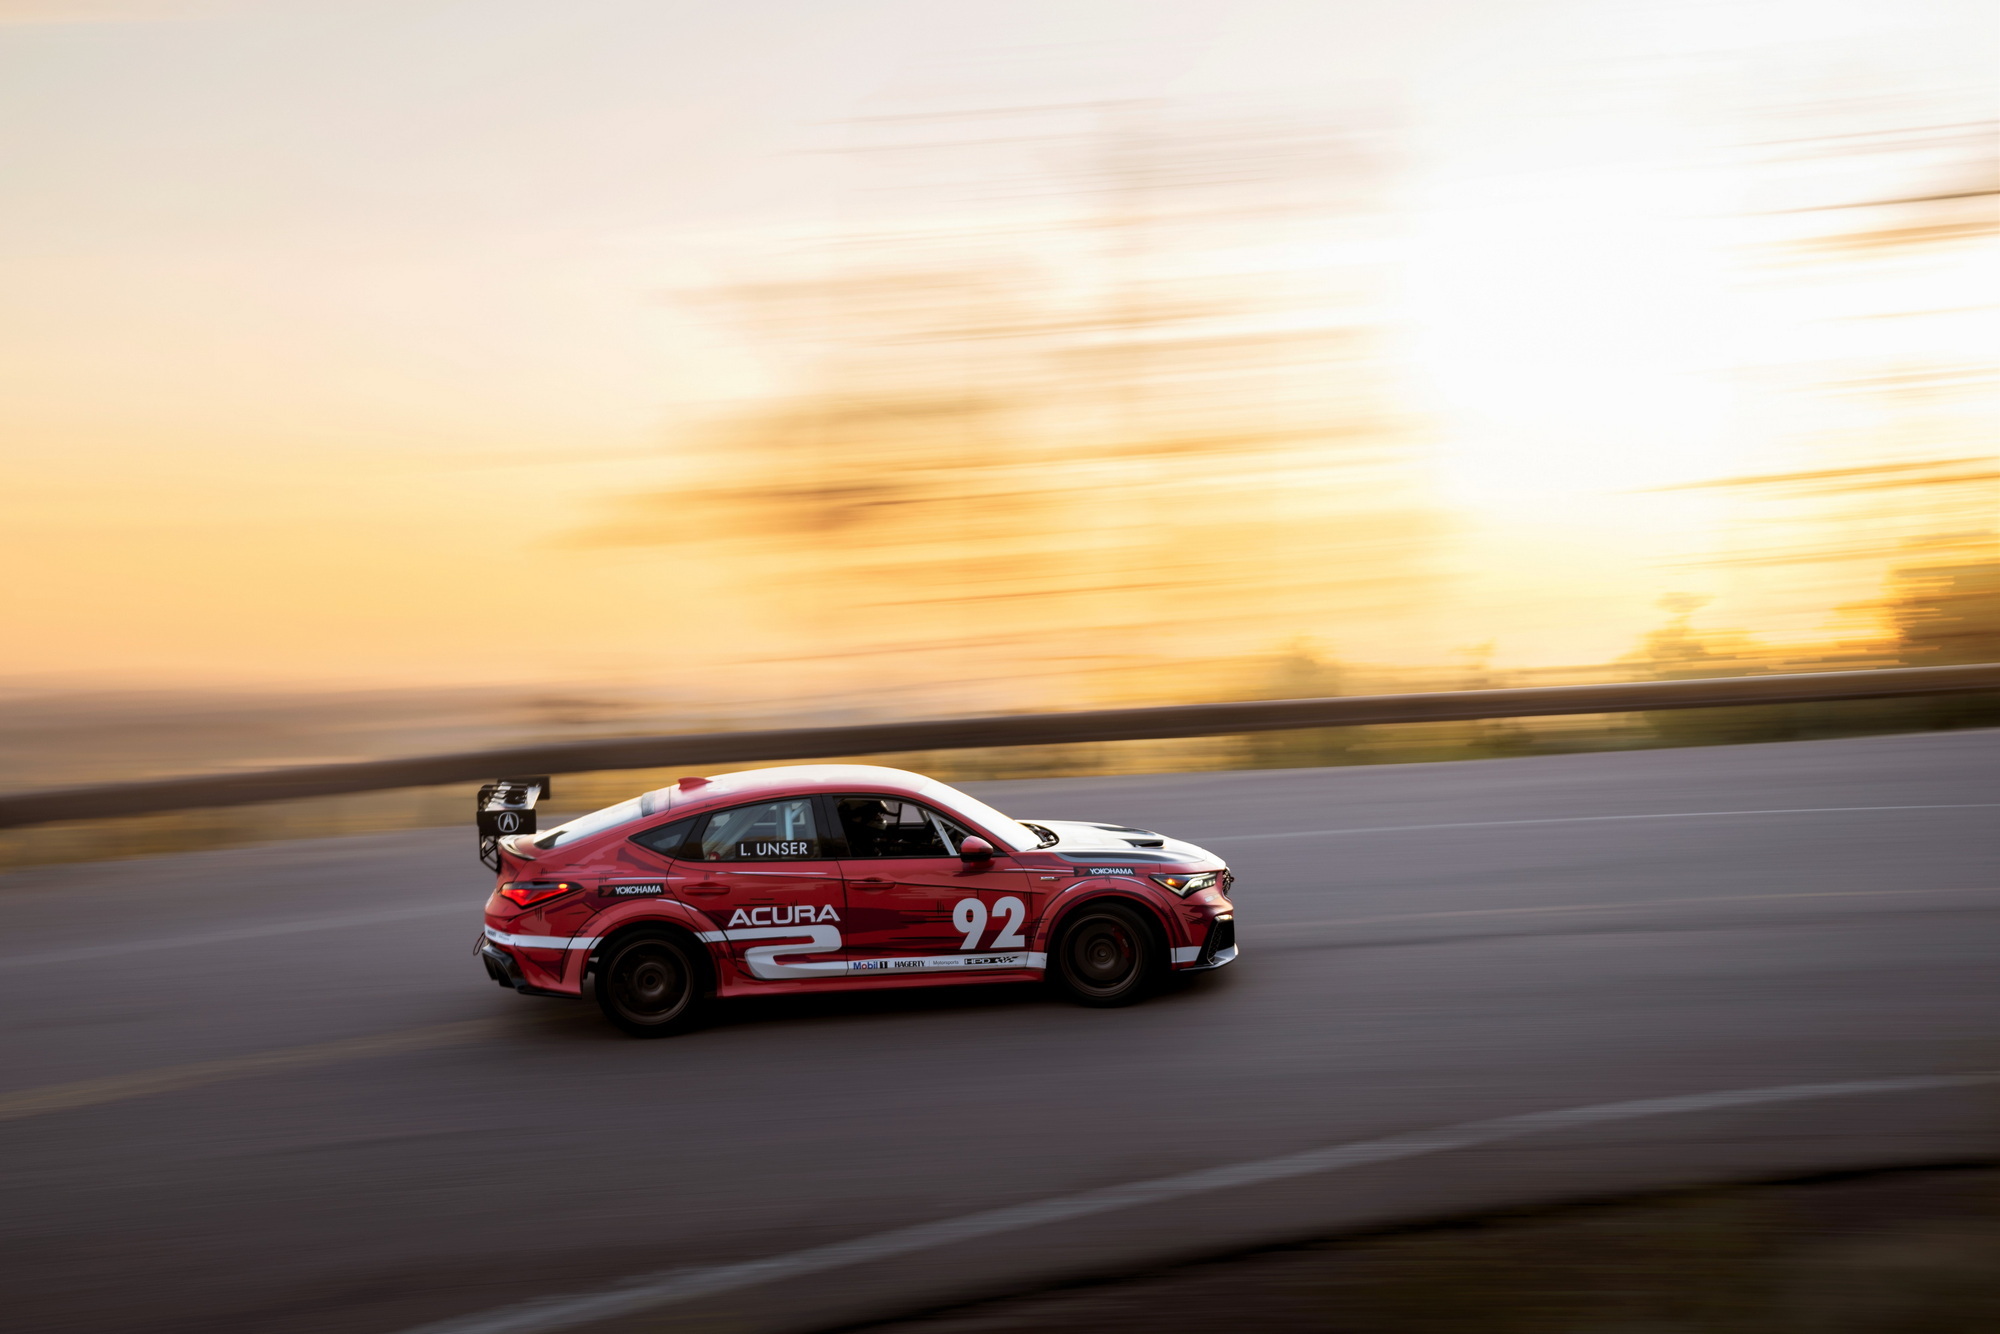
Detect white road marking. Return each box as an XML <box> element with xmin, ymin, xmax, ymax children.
<box><xmin>0</xmin><ymin>901</ymin><xmax>468</xmax><ymax>972</ymax></box>
<box><xmin>392</xmin><ymin>1072</ymin><xmax>1998</xmax><ymax>1334</ymax></box>
<box><xmin>1197</xmin><ymin>803</ymin><xmax>2000</xmax><ymax>844</ymax></box>
<box><xmin>1265</xmin><ymin>885</ymin><xmax>2000</xmax><ymax>933</ymax></box>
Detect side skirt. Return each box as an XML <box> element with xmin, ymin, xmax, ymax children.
<box><xmin>711</xmin><ymin>966</ymin><xmax>1047</xmax><ymax>999</ymax></box>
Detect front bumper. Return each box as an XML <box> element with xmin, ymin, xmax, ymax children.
<box><xmin>1179</xmin><ymin>914</ymin><xmax>1237</xmax><ymax>971</ymax></box>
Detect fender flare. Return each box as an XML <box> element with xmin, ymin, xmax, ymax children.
<box><xmin>1033</xmin><ymin>886</ymin><xmax>1177</xmax><ymax>962</ymax></box>
<box><xmin>582</xmin><ymin>902</ymin><xmax>724</xmax><ymax>992</ymax></box>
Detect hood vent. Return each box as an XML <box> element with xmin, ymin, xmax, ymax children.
<box><xmin>1083</xmin><ymin>821</ymin><xmax>1166</xmax><ymax>848</ymax></box>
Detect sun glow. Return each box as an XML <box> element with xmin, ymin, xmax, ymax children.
<box><xmin>1405</xmin><ymin>165</ymin><xmax>1750</xmax><ymax>502</ymax></box>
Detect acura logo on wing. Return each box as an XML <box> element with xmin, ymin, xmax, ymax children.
<box><xmin>495</xmin><ymin>811</ymin><xmax>523</xmax><ymax>834</ymax></box>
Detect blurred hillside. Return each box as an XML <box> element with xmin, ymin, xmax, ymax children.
<box><xmin>4</xmin><ymin>544</ymin><xmax>1993</xmax><ymax>873</ymax></box>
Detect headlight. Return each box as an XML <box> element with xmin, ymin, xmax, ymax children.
<box><xmin>1150</xmin><ymin>871</ymin><xmax>1219</xmax><ymax>896</ymax></box>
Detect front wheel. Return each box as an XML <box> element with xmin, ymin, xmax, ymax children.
<box><xmin>1049</xmin><ymin>903</ymin><xmax>1159</xmax><ymax>1007</ymax></box>
<box><xmin>594</xmin><ymin>932</ymin><xmax>708</xmax><ymax>1037</ymax></box>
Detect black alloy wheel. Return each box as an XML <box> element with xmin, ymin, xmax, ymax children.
<box><xmin>595</xmin><ymin>933</ymin><xmax>706</xmax><ymax>1037</ymax></box>
<box><xmin>1051</xmin><ymin>903</ymin><xmax>1157</xmax><ymax>1007</ymax></box>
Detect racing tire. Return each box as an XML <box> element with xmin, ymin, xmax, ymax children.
<box><xmin>594</xmin><ymin>931</ymin><xmax>708</xmax><ymax>1038</ymax></box>
<box><xmin>1049</xmin><ymin>902</ymin><xmax>1159</xmax><ymax>1008</ymax></box>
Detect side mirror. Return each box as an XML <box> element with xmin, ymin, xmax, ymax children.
<box><xmin>958</xmin><ymin>835</ymin><xmax>996</xmax><ymax>864</ymax></box>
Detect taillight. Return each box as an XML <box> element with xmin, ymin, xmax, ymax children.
<box><xmin>499</xmin><ymin>881</ymin><xmax>582</xmax><ymax>907</ymax></box>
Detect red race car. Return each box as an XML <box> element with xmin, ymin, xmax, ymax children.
<box><xmin>473</xmin><ymin>765</ymin><xmax>1237</xmax><ymax>1036</ymax></box>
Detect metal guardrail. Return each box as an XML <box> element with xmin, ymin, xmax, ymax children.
<box><xmin>2</xmin><ymin>662</ymin><xmax>1995</xmax><ymax>830</ymax></box>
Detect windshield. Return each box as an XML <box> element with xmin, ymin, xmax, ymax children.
<box><xmin>917</xmin><ymin>778</ymin><xmax>1040</xmax><ymax>852</ymax></box>
<box><xmin>533</xmin><ymin>796</ymin><xmax>644</xmax><ymax>851</ymax></box>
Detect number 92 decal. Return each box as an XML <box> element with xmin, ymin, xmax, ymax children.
<box><xmin>952</xmin><ymin>896</ymin><xmax>1027</xmax><ymax>951</ymax></box>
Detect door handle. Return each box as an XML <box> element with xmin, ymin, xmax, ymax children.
<box><xmin>850</xmin><ymin>877</ymin><xmax>895</xmax><ymax>889</ymax></box>
<box><xmin>684</xmin><ymin>881</ymin><xmax>727</xmax><ymax>896</ymax></box>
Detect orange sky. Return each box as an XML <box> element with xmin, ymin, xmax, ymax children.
<box><xmin>2</xmin><ymin>0</ymin><xmax>1993</xmax><ymax>707</ymax></box>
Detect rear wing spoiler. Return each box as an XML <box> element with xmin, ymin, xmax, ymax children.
<box><xmin>477</xmin><ymin>776</ymin><xmax>549</xmax><ymax>871</ymax></box>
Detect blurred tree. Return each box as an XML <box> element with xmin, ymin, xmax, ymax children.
<box><xmin>1889</xmin><ymin>558</ymin><xmax>2000</xmax><ymax>666</ymax></box>
<box><xmin>1622</xmin><ymin>596</ymin><xmax>1803</xmax><ymax>747</ymax></box>
<box><xmin>1624</xmin><ymin>595</ymin><xmax>1767</xmax><ymax>679</ymax></box>
<box><xmin>1239</xmin><ymin>639</ymin><xmax>1363</xmax><ymax>768</ymax></box>
<box><xmin>1885</xmin><ymin>555</ymin><xmax>2000</xmax><ymax>727</ymax></box>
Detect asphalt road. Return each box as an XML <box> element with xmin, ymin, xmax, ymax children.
<box><xmin>1</xmin><ymin>731</ymin><xmax>1996</xmax><ymax>1334</ymax></box>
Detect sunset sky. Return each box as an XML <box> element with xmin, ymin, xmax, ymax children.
<box><xmin>3</xmin><ymin>0</ymin><xmax>1993</xmax><ymax>710</ymax></box>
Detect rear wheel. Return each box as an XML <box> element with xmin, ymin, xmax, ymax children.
<box><xmin>1049</xmin><ymin>902</ymin><xmax>1158</xmax><ymax>1007</ymax></box>
<box><xmin>594</xmin><ymin>932</ymin><xmax>707</xmax><ymax>1037</ymax></box>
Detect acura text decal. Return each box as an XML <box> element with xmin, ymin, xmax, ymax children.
<box><xmin>726</xmin><ymin>904</ymin><xmax>840</xmax><ymax>927</ymax></box>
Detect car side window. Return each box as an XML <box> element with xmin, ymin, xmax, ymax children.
<box><xmin>835</xmin><ymin>796</ymin><xmax>972</xmax><ymax>858</ymax></box>
<box><xmin>628</xmin><ymin>817</ymin><xmax>697</xmax><ymax>858</ymax></box>
<box><xmin>694</xmin><ymin>799</ymin><xmax>824</xmax><ymax>862</ymax></box>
